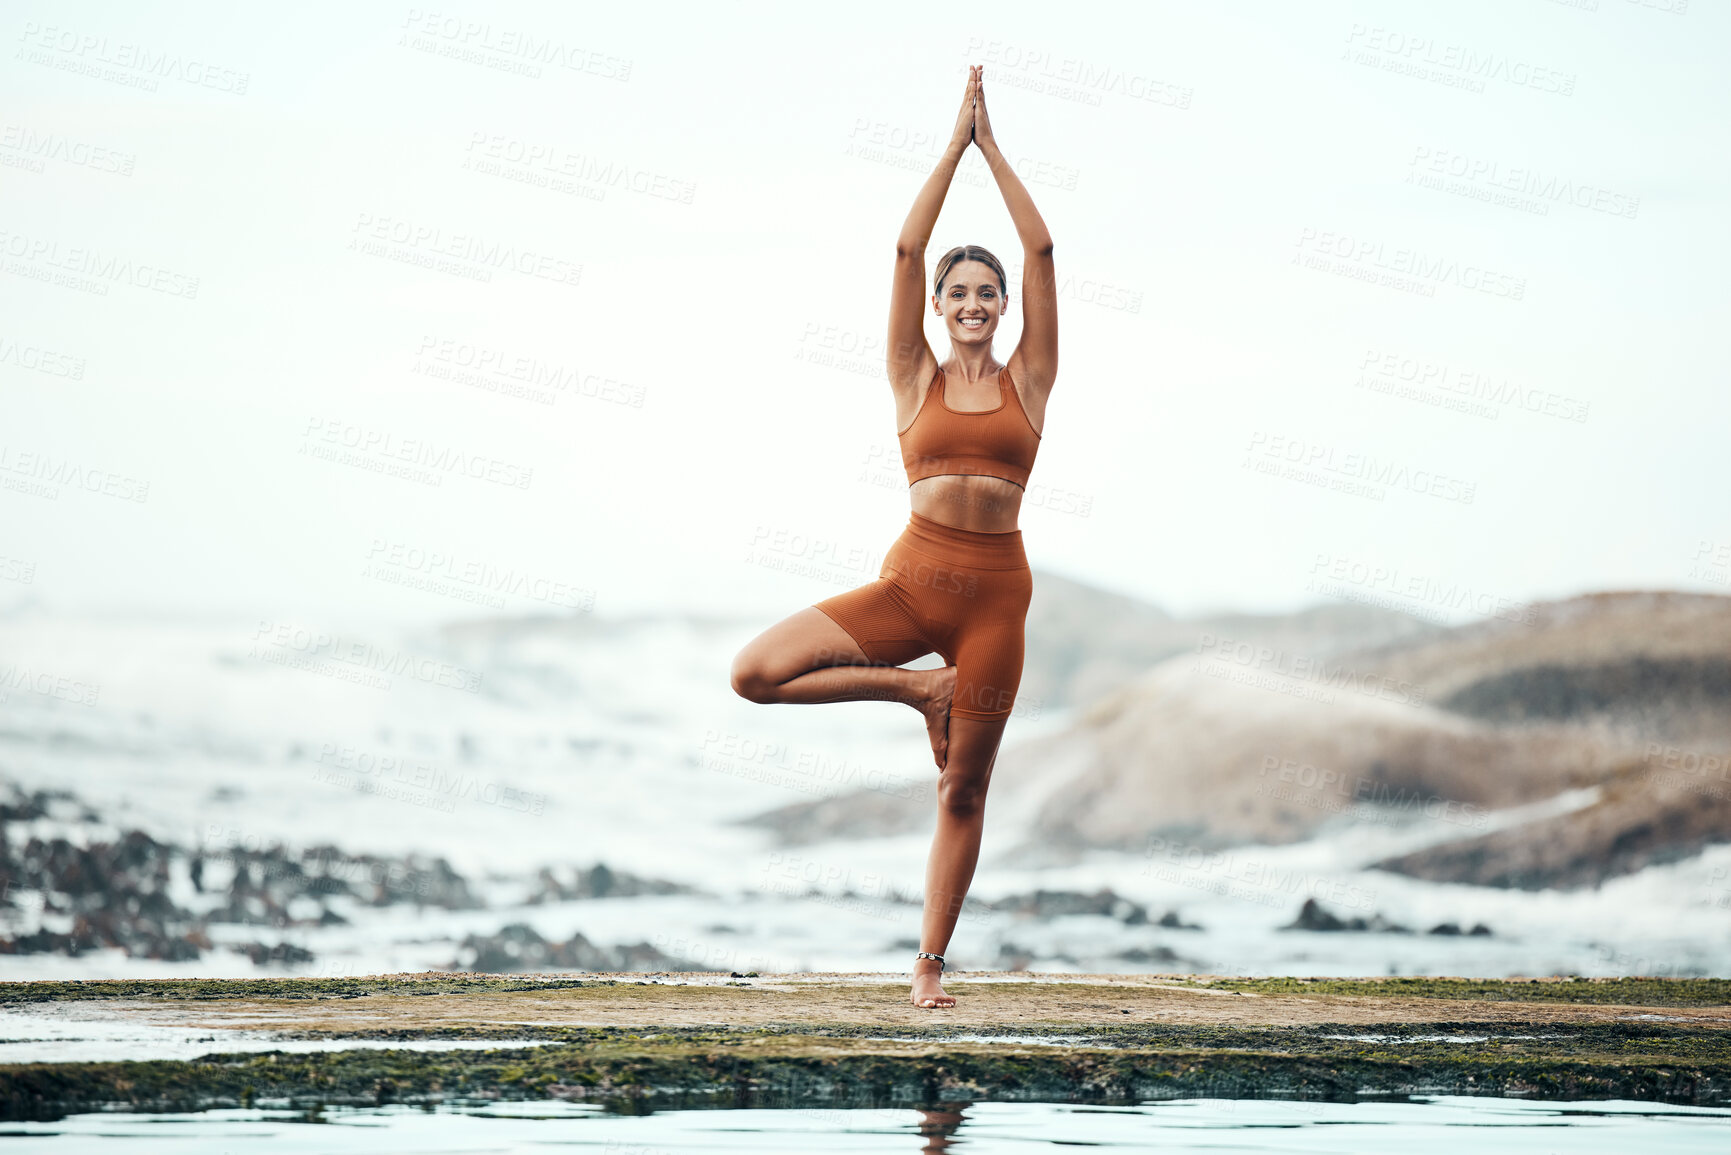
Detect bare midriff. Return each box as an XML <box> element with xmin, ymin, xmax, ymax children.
<box><xmin>909</xmin><ymin>475</ymin><xmax>1024</xmax><ymax>534</ymax></box>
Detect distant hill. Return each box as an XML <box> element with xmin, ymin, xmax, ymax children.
<box><xmin>1356</xmin><ymin>591</ymin><xmax>1731</xmax><ymax>888</ymax></box>
<box><xmin>734</xmin><ymin>570</ymin><xmax>1443</xmax><ymax>846</ymax></box>
<box><xmin>1019</xmin><ymin>570</ymin><xmax>1440</xmax><ymax>713</ymax></box>
<box><xmin>736</xmin><ymin>588</ymin><xmax>1731</xmax><ymax>890</ymax></box>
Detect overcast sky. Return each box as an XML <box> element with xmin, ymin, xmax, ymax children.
<box><xmin>4</xmin><ymin>0</ymin><xmax>1726</xmax><ymax>632</ymax></box>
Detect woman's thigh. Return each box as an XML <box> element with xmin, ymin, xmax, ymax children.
<box><xmin>948</xmin><ymin>611</ymin><xmax>1028</xmax><ymax>722</ymax></box>
<box><xmin>916</xmin><ymin>561</ymin><xmax>1031</xmax><ymax>724</ymax></box>
<box><xmin>736</xmin><ymin>592</ymin><xmax>932</xmax><ymax>687</ymax></box>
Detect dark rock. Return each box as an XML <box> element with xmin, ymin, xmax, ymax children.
<box><xmin>1281</xmin><ymin>898</ymin><xmax>1410</xmax><ymax>934</ymax></box>
<box><xmin>449</xmin><ymin>922</ymin><xmax>697</xmax><ymax>973</ymax></box>
<box><xmin>1424</xmin><ymin>921</ymin><xmax>1495</xmax><ymax>936</ymax></box>
<box><xmin>0</xmin><ymin>779</ymin><xmax>487</xmax><ymax>966</ymax></box>
<box><xmin>200</xmin><ymin>843</ymin><xmax>483</xmax><ymax>925</ymax></box>
<box><xmin>1284</xmin><ymin>898</ymin><xmax>1350</xmax><ymax>931</ymax></box>
<box><xmin>1157</xmin><ymin>910</ymin><xmax>1204</xmax><ymax>930</ymax></box>
<box><xmin>0</xmin><ymin>818</ymin><xmax>205</xmax><ymax>961</ymax></box>
<box><xmin>988</xmin><ymin>888</ymin><xmax>1150</xmax><ymax>925</ymax></box>
<box><xmin>1440</xmin><ymin>656</ymin><xmax>1731</xmax><ymax>731</ymax></box>
<box><xmin>525</xmin><ymin>863</ymin><xmax>697</xmax><ymax>904</ymax></box>
<box><xmin>1113</xmin><ymin>945</ymin><xmax>1180</xmax><ymax>963</ymax></box>
<box><xmin>231</xmin><ymin>941</ymin><xmax>316</xmax><ymax>967</ymax></box>
<box><xmin>1373</xmin><ymin>760</ymin><xmax>1731</xmax><ymax>891</ymax></box>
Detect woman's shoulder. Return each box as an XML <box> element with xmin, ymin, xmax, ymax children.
<box><xmin>892</xmin><ymin>353</ymin><xmax>942</xmax><ymax>435</ymax></box>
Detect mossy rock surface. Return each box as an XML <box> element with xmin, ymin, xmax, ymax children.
<box><xmin>0</xmin><ymin>973</ymin><xmax>1725</xmax><ymax>1118</ymax></box>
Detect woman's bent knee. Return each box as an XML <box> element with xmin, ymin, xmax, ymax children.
<box><xmin>729</xmin><ymin>651</ymin><xmax>776</xmax><ymax>703</ymax></box>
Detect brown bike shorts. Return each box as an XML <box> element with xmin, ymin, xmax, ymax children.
<box><xmin>812</xmin><ymin>510</ymin><xmax>1033</xmax><ymax>723</ymax></box>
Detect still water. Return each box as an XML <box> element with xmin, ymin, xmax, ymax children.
<box><xmin>1</xmin><ymin>1096</ymin><xmax>1728</xmax><ymax>1152</ymax></box>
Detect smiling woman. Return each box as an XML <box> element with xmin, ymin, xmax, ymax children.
<box><xmin>729</xmin><ymin>64</ymin><xmax>1060</xmax><ymax>1013</ymax></box>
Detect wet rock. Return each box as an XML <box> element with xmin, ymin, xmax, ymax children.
<box><xmin>525</xmin><ymin>862</ymin><xmax>698</xmax><ymax>904</ymax></box>
<box><xmin>201</xmin><ymin>843</ymin><xmax>482</xmax><ymax>926</ymax></box>
<box><xmin>0</xmin><ymin>911</ymin><xmax>207</xmax><ymax>962</ymax></box>
<box><xmin>1373</xmin><ymin>761</ymin><xmax>1731</xmax><ymax>890</ymax></box>
<box><xmin>1283</xmin><ymin>898</ymin><xmax>1348</xmax><ymax>931</ymax></box>
<box><xmin>448</xmin><ymin>922</ymin><xmax>697</xmax><ymax>973</ymax></box>
<box><xmin>1112</xmin><ymin>945</ymin><xmax>1181</xmax><ymax>963</ymax></box>
<box><xmin>0</xmin><ymin>821</ymin><xmax>206</xmax><ymax>961</ymax></box>
<box><xmin>1157</xmin><ymin>910</ymin><xmax>1204</xmax><ymax>930</ymax></box>
<box><xmin>0</xmin><ymin>779</ymin><xmax>481</xmax><ymax>966</ymax></box>
<box><xmin>1281</xmin><ymin>898</ymin><xmax>1411</xmax><ymax>934</ymax></box>
<box><xmin>231</xmin><ymin>941</ymin><xmax>316</xmax><ymax>967</ymax></box>
<box><xmin>988</xmin><ymin>888</ymin><xmax>1150</xmax><ymax>925</ymax></box>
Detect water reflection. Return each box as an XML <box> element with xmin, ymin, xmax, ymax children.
<box><xmin>0</xmin><ymin>1096</ymin><xmax>1728</xmax><ymax>1152</ymax></box>
<box><xmin>914</xmin><ymin>1101</ymin><xmax>968</xmax><ymax>1151</ymax></box>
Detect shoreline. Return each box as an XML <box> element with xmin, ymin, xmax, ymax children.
<box><xmin>0</xmin><ymin>972</ymin><xmax>1726</xmax><ymax>1117</ymax></box>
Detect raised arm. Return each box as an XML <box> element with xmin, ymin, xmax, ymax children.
<box><xmin>972</xmin><ymin>73</ymin><xmax>1057</xmax><ymax>397</ymax></box>
<box><xmin>887</xmin><ymin>67</ymin><xmax>980</xmax><ymax>397</ymax></box>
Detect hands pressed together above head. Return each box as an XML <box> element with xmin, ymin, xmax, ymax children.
<box><xmin>949</xmin><ymin>65</ymin><xmax>999</xmax><ymax>155</ymax></box>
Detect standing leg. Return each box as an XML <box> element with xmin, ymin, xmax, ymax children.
<box><xmin>906</xmin><ymin>551</ymin><xmax>1030</xmax><ymax>1007</ymax></box>
<box><xmin>911</xmin><ymin>712</ymin><xmax>1007</xmax><ymax>1007</ymax></box>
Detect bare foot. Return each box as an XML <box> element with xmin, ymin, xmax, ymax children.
<box><xmin>914</xmin><ymin>665</ymin><xmax>957</xmax><ymax>769</ymax></box>
<box><xmin>910</xmin><ymin>958</ymin><xmax>955</xmax><ymax>1008</ymax></box>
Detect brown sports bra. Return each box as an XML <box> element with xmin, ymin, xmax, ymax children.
<box><xmin>898</xmin><ymin>364</ymin><xmax>1042</xmax><ymax>489</ymax></box>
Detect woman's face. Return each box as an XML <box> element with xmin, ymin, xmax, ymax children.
<box><xmin>934</xmin><ymin>260</ymin><xmax>1007</xmax><ymax>345</ymax></box>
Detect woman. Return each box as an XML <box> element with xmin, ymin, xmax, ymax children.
<box><xmin>730</xmin><ymin>65</ymin><xmax>1057</xmax><ymax>1009</ymax></box>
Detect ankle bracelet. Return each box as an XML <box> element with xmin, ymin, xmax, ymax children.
<box><xmin>916</xmin><ymin>951</ymin><xmax>945</xmax><ymax>970</ymax></box>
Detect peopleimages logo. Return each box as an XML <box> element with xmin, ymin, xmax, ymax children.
<box><xmin>1342</xmin><ymin>24</ymin><xmax>1576</xmax><ymax>97</ymax></box>
<box><xmin>1355</xmin><ymin>347</ymin><xmax>1590</xmax><ymax>424</ymax></box>
<box><xmin>462</xmin><ymin>132</ymin><xmax>694</xmax><ymax>203</ymax></box>
<box><xmin>1407</xmin><ymin>146</ymin><xmax>1639</xmax><ymax>220</ymax></box>
<box><xmin>1141</xmin><ymin>835</ymin><xmax>1377</xmax><ymax>912</ymax></box>
<box><xmin>0</xmin><ymin>443</ymin><xmax>149</xmax><ymax>503</ymax></box>
<box><xmin>1194</xmin><ymin>632</ymin><xmax>1427</xmax><ymax>707</ymax></box>
<box><xmin>313</xmin><ymin>742</ymin><xmax>546</xmax><ymax>816</ymax></box>
<box><xmin>960</xmin><ymin>36</ymin><xmax>1193</xmax><ymax>109</ymax></box>
<box><xmin>348</xmin><ymin>212</ymin><xmax>582</xmax><ymax>287</ymax></box>
<box><xmin>14</xmin><ymin>21</ymin><xmax>251</xmax><ymax>94</ymax></box>
<box><xmin>0</xmin><ymin>227</ymin><xmax>199</xmax><ymax>298</ymax></box>
<box><xmin>0</xmin><ymin>663</ymin><xmax>100</xmax><ymax>707</ymax></box>
<box><xmin>300</xmin><ymin>418</ymin><xmax>533</xmax><ymax>489</ymax></box>
<box><xmin>1293</xmin><ymin>227</ymin><xmax>1525</xmax><ymax>301</ymax></box>
<box><xmin>1243</xmin><ymin>431</ymin><xmax>1477</xmax><ymax>505</ymax></box>
<box><xmin>249</xmin><ymin>621</ymin><xmax>483</xmax><ymax>694</ymax></box>
<box><xmin>398</xmin><ymin>9</ymin><xmax>632</xmax><ymax>81</ymax></box>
